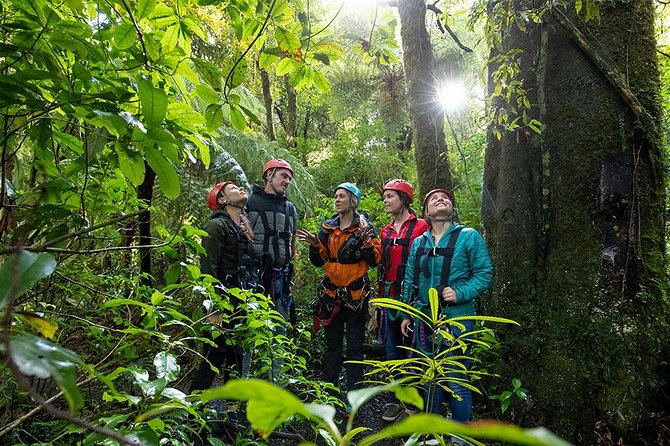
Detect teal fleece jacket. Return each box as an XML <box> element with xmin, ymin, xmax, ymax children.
<box><xmin>401</xmin><ymin>224</ymin><xmax>493</xmax><ymax>319</ymax></box>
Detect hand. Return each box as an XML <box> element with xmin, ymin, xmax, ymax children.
<box><xmin>442</xmin><ymin>286</ymin><xmax>457</xmax><ymax>304</ymax></box>
<box><xmin>296</xmin><ymin>228</ymin><xmax>319</xmax><ymax>247</ymax></box>
<box><xmin>400</xmin><ymin>318</ymin><xmax>411</xmax><ymax>337</ymax></box>
<box><xmin>358</xmin><ymin>226</ymin><xmax>374</xmax><ymax>244</ymax></box>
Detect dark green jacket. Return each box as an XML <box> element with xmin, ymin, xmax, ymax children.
<box><xmin>201</xmin><ymin>210</ymin><xmax>257</xmax><ymax>289</ymax></box>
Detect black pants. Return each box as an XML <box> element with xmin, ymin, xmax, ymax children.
<box><xmin>322</xmin><ymin>305</ymin><xmax>366</xmax><ymax>391</ymax></box>
<box><xmin>190</xmin><ymin>333</ymin><xmax>243</xmax><ymax>393</ymax></box>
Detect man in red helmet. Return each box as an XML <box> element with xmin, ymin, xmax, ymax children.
<box><xmin>377</xmin><ymin>179</ymin><xmax>429</xmax><ymax>422</ymax></box>
<box><xmin>246</xmin><ymin>159</ymin><xmax>298</xmax><ymax>381</ymax></box>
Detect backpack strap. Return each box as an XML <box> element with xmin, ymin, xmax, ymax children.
<box><xmin>317</xmin><ymin>227</ymin><xmax>332</xmax><ymax>258</ymax></box>
<box><xmin>418</xmin><ymin>227</ymin><xmax>463</xmax><ymax>283</ymax></box>
<box><xmin>438</xmin><ymin>227</ymin><xmax>463</xmax><ymax>292</ymax></box>
<box><xmin>283</xmin><ymin>201</ymin><xmax>293</xmax><ymax>260</ymax></box>
<box><xmin>414</xmin><ymin>227</ymin><xmax>463</xmax><ymax>294</ymax></box>
<box><xmin>395</xmin><ymin>218</ymin><xmax>417</xmax><ymax>293</ymax></box>
<box><xmin>381</xmin><ymin>225</ymin><xmax>394</xmax><ymax>274</ymax></box>
<box><xmin>412</xmin><ymin>236</ymin><xmax>428</xmax><ymax>299</ymax></box>
<box><xmin>381</xmin><ymin>219</ymin><xmax>418</xmax><ymax>295</ymax></box>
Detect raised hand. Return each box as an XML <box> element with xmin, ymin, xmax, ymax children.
<box><xmin>358</xmin><ymin>226</ymin><xmax>374</xmax><ymax>244</ymax></box>
<box><xmin>296</xmin><ymin>228</ymin><xmax>319</xmax><ymax>247</ymax></box>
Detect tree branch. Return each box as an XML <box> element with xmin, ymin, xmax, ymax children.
<box><xmin>0</xmin><ymin>210</ymin><xmax>147</xmax><ymax>255</ymax></box>
<box><xmin>426</xmin><ymin>4</ymin><xmax>473</xmax><ymax>53</ymax></box>
<box><xmin>224</xmin><ymin>0</ymin><xmax>277</xmax><ymax>103</ymax></box>
<box><xmin>657</xmin><ymin>48</ymin><xmax>670</xmax><ymax>59</ymax></box>
<box><xmin>43</xmin><ymin>242</ymin><xmax>169</xmax><ymax>254</ymax></box>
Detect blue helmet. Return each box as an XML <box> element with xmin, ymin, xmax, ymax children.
<box><xmin>335</xmin><ymin>182</ymin><xmax>361</xmax><ymax>201</ymax></box>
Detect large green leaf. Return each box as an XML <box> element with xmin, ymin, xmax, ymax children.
<box><xmin>114</xmin><ymin>22</ymin><xmax>136</xmax><ymax>50</ymax></box>
<box><xmin>1</xmin><ymin>334</ymin><xmax>83</xmax><ymax>412</ymax></box>
<box><xmin>223</xmin><ymin>57</ymin><xmax>248</xmax><ymax>90</ymax></box>
<box><xmin>205</xmin><ymin>104</ymin><xmax>224</xmax><ymax>131</ymax></box>
<box><xmin>136</xmin><ymin>0</ymin><xmax>157</xmax><ymax>20</ymax></box>
<box><xmin>229</xmin><ymin>104</ymin><xmax>247</xmax><ymax>131</ymax></box>
<box><xmin>201</xmin><ymin>379</ymin><xmax>316</xmax><ymax>438</ymax></box>
<box><xmin>0</xmin><ymin>251</ymin><xmax>57</xmax><ymax>310</ymax></box>
<box><xmin>182</xmin><ymin>15</ymin><xmax>207</xmax><ymax>40</ymax></box>
<box><xmin>359</xmin><ymin>413</ymin><xmax>572</xmax><ymax>446</ymax></box>
<box><xmin>275</xmin><ymin>57</ymin><xmax>299</xmax><ymax>76</ymax></box>
<box><xmin>196</xmin><ymin>83</ymin><xmax>220</xmax><ymax>105</ymax></box>
<box><xmin>153</xmin><ymin>351</ymin><xmax>180</xmax><ymax>383</ymax></box>
<box><xmin>310</xmin><ymin>39</ymin><xmax>346</xmax><ymax>60</ymax></box>
<box><xmin>274</xmin><ymin>27</ymin><xmax>301</xmax><ymax>54</ymax></box>
<box><xmin>161</xmin><ymin>23</ymin><xmax>181</xmax><ymax>50</ymax></box>
<box><xmin>138</xmin><ymin>79</ymin><xmax>168</xmax><ymax>129</ymax></box>
<box><xmin>117</xmin><ymin>147</ymin><xmax>146</xmax><ymax>186</ymax></box>
<box><xmin>259</xmin><ymin>51</ymin><xmax>280</xmax><ymax>69</ymax></box>
<box><xmin>186</xmin><ymin>134</ymin><xmax>211</xmax><ymax>168</ymax></box>
<box><xmin>312</xmin><ymin>68</ymin><xmax>330</xmax><ymax>93</ymax></box>
<box><xmin>347</xmin><ymin>383</ymin><xmax>423</xmax><ymax>415</ymax></box>
<box><xmin>144</xmin><ymin>145</ymin><xmax>181</xmax><ymax>199</ymax></box>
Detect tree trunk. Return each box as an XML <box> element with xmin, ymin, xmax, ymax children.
<box><xmin>482</xmin><ymin>2</ymin><xmax>668</xmax><ymax>441</ymax></box>
<box><xmin>260</xmin><ymin>64</ymin><xmax>276</xmax><ymax>141</ymax></box>
<box><xmin>397</xmin><ymin>0</ymin><xmax>451</xmax><ymax>196</ymax></box>
<box><xmin>283</xmin><ymin>74</ymin><xmax>297</xmax><ymax>147</ymax></box>
<box><xmin>138</xmin><ymin>163</ymin><xmax>155</xmax><ymax>286</ymax></box>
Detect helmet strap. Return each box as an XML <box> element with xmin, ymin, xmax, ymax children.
<box><xmin>222</xmin><ymin>202</ymin><xmax>245</xmax><ymax>210</ymax></box>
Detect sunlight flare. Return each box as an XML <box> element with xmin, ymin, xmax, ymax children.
<box><xmin>437</xmin><ymin>81</ymin><xmax>467</xmax><ymax>112</ymax></box>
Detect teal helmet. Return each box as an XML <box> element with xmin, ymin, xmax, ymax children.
<box><xmin>335</xmin><ymin>182</ymin><xmax>361</xmax><ymax>201</ymax></box>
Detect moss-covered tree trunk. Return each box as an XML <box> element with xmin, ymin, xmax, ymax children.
<box><xmin>397</xmin><ymin>0</ymin><xmax>452</xmax><ymax>195</ymax></box>
<box><xmin>482</xmin><ymin>2</ymin><xmax>668</xmax><ymax>441</ymax></box>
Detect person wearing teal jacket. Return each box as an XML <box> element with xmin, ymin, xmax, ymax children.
<box><xmin>399</xmin><ymin>188</ymin><xmax>492</xmax><ymax>441</ymax></box>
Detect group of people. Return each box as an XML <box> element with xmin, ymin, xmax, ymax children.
<box><xmin>191</xmin><ymin>158</ymin><xmax>493</xmax><ymax>434</ymax></box>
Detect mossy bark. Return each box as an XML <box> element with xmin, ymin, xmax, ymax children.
<box><xmin>482</xmin><ymin>1</ymin><xmax>669</xmax><ymax>441</ymax></box>
<box><xmin>397</xmin><ymin>0</ymin><xmax>452</xmax><ymax>195</ymax></box>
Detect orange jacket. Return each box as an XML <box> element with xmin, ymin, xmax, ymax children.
<box><xmin>309</xmin><ymin>212</ymin><xmax>382</xmax><ymax>301</ymax></box>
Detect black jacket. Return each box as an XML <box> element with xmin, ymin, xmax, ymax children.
<box><xmin>201</xmin><ymin>210</ymin><xmax>258</xmax><ymax>289</ymax></box>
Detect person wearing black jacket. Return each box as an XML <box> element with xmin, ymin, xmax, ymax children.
<box><xmin>247</xmin><ymin>159</ymin><xmax>297</xmax><ymax>324</ymax></box>
<box><xmin>190</xmin><ymin>181</ymin><xmax>258</xmax><ymax>392</ymax></box>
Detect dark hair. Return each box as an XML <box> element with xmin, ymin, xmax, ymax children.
<box><xmin>398</xmin><ymin>191</ymin><xmax>412</xmax><ymax>208</ymax></box>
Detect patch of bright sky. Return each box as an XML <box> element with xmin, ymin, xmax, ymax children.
<box><xmin>657</xmin><ymin>3</ymin><xmax>670</xmax><ymax>46</ymax></box>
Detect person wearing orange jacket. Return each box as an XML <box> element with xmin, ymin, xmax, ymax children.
<box><xmin>297</xmin><ymin>183</ymin><xmax>382</xmax><ymax>391</ymax></box>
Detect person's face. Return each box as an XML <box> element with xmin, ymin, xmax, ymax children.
<box><xmin>382</xmin><ymin>190</ymin><xmax>404</xmax><ymax>216</ymax></box>
<box><xmin>334</xmin><ymin>189</ymin><xmax>352</xmax><ymax>214</ymax></box>
<box><xmin>425</xmin><ymin>191</ymin><xmax>453</xmax><ymax>217</ymax></box>
<box><xmin>267</xmin><ymin>168</ymin><xmax>293</xmax><ymax>194</ymax></box>
<box><xmin>221</xmin><ymin>183</ymin><xmax>248</xmax><ymax>206</ymax></box>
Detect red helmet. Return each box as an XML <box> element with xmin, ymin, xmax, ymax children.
<box><xmin>422</xmin><ymin>188</ymin><xmax>456</xmax><ymax>213</ymax></box>
<box><xmin>207</xmin><ymin>181</ymin><xmax>236</xmax><ymax>210</ymax></box>
<box><xmin>262</xmin><ymin>159</ymin><xmax>294</xmax><ymax>179</ymax></box>
<box><xmin>382</xmin><ymin>179</ymin><xmax>414</xmax><ymax>202</ymax></box>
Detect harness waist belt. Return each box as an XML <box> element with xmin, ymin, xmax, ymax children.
<box><xmin>327</xmin><ymin>257</ymin><xmax>360</xmax><ymax>264</ymax></box>
<box><xmin>321</xmin><ymin>275</ymin><xmax>368</xmax><ymax>292</ymax></box>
